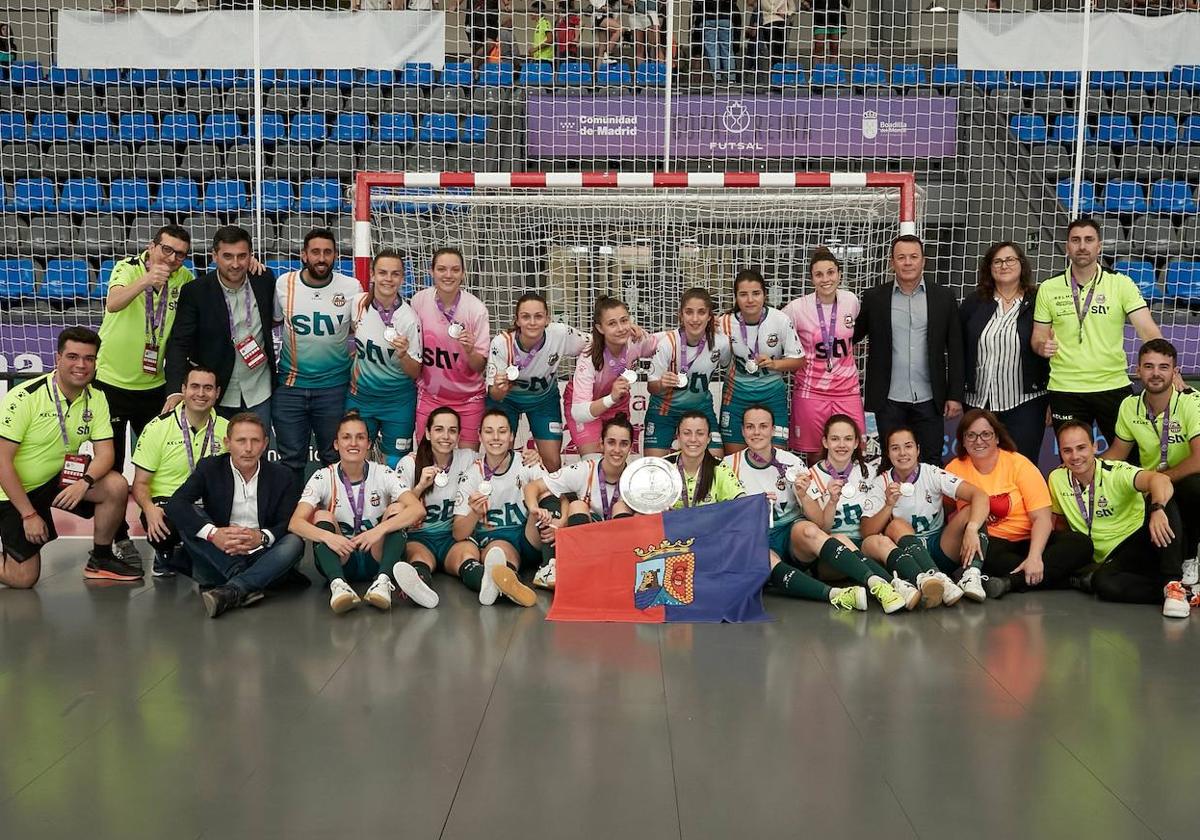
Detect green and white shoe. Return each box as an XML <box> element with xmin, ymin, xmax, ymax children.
<box><xmin>829</xmin><ymin>586</ymin><xmax>868</xmax><ymax>611</ymax></box>
<box><xmin>870</xmin><ymin>580</ymin><xmax>907</xmax><ymax>614</ymax></box>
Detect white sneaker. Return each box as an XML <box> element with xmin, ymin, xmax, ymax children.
<box><xmin>829</xmin><ymin>585</ymin><xmax>868</xmax><ymax>611</ymax></box>
<box><xmin>915</xmin><ymin>572</ymin><xmax>944</xmax><ymax>609</ymax></box>
<box><xmin>364</xmin><ymin>574</ymin><xmax>395</xmax><ymax>610</ymax></box>
<box><xmin>479</xmin><ymin>546</ymin><xmax>506</xmax><ymax>606</ymax></box>
<box><xmin>533</xmin><ymin>558</ymin><xmax>556</xmax><ymax>590</ymax></box>
<box><xmin>393</xmin><ymin>561</ymin><xmax>439</xmax><ymax>609</ymax></box>
<box><xmin>933</xmin><ymin>571</ymin><xmax>964</xmax><ymax>607</ymax></box>
<box><xmin>329</xmin><ymin>578</ymin><xmax>361</xmax><ymax>614</ymax></box>
<box><xmin>1163</xmin><ymin>581</ymin><xmax>1191</xmax><ymax>618</ymax></box>
<box><xmin>1181</xmin><ymin>557</ymin><xmax>1199</xmax><ymax>587</ymax></box>
<box><xmin>891</xmin><ymin>574</ymin><xmax>921</xmax><ymax>611</ymax></box>
<box><xmin>959</xmin><ymin>567</ymin><xmax>986</xmax><ymax>602</ymax></box>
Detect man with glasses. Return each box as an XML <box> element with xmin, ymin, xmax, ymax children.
<box><xmin>95</xmin><ymin>224</ymin><xmax>194</xmax><ymax>567</ymax></box>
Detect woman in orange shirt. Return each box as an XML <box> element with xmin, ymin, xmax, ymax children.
<box><xmin>946</xmin><ymin>409</ymin><xmax>1092</xmax><ymax>599</ymax></box>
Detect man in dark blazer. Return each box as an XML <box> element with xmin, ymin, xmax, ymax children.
<box><xmin>852</xmin><ymin>235</ymin><xmax>965</xmax><ymax>465</ymax></box>
<box><xmin>163</xmin><ymin>225</ymin><xmax>276</xmax><ymax>432</ymax></box>
<box><xmin>165</xmin><ymin>412</ymin><xmax>303</xmax><ymax>618</ymax></box>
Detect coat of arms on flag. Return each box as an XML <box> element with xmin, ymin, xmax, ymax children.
<box><xmin>634</xmin><ymin>539</ymin><xmax>696</xmax><ymax>610</ymax></box>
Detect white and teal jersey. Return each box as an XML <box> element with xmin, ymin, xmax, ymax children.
<box><xmin>274</xmin><ymin>270</ymin><xmax>360</xmax><ymax>389</ymax></box>
<box><xmin>723</xmin><ymin>448</ymin><xmax>807</xmax><ymax>527</ymax></box>
<box><xmin>543</xmin><ymin>459</ymin><xmax>623</xmax><ymax>520</ymax></box>
<box><xmin>809</xmin><ymin>459</ymin><xmax>885</xmax><ymax>539</ymax></box>
<box><xmin>349</xmin><ymin>292</ymin><xmax>423</xmax><ymax>398</ymax></box>
<box><xmin>717</xmin><ymin>307</ymin><xmax>804</xmax><ymax>401</ymax></box>
<box><xmin>299</xmin><ymin>462</ymin><xmax>409</xmax><ymax>536</ymax></box>
<box><xmin>485</xmin><ymin>323</ymin><xmax>589</xmax><ymax>409</ymax></box>
<box><xmin>647</xmin><ymin>330</ymin><xmax>731</xmax><ymax>415</ymax></box>
<box><xmin>397</xmin><ymin>448</ymin><xmax>478</xmax><ymax>536</ymax></box>
<box><xmin>454</xmin><ymin>452</ymin><xmax>544</xmax><ymax>531</ymax></box>
<box><xmin>877</xmin><ymin>464</ymin><xmax>963</xmax><ymax>540</ymax></box>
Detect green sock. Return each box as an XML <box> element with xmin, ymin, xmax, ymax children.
<box><xmin>613</xmin><ymin>512</ymin><xmax>633</xmax><ymax>519</ymax></box>
<box><xmin>312</xmin><ymin>521</ymin><xmax>345</xmax><ymax>581</ymax></box>
<box><xmin>412</xmin><ymin>561</ymin><xmax>433</xmax><ymax>586</ymax></box>
<box><xmin>566</xmin><ymin>512</ymin><xmax>590</xmax><ymax>527</ymax></box>
<box><xmin>818</xmin><ymin>537</ymin><xmax>889</xmax><ymax>586</ymax></box>
<box><xmin>887</xmin><ymin>543</ymin><xmax>924</xmax><ymax>582</ymax></box>
<box><xmin>897</xmin><ymin>534</ymin><xmax>937</xmax><ymax>576</ymax></box>
<box><xmin>769</xmin><ymin>562</ymin><xmax>832</xmax><ymax>602</ymax></box>
<box><xmin>458</xmin><ymin>558</ymin><xmax>485</xmax><ymax>592</ymax></box>
<box><xmin>382</xmin><ymin>529</ymin><xmax>407</xmax><ymax>566</ymax></box>
<box><xmin>971</xmin><ymin>531</ymin><xmax>989</xmax><ymax>571</ymax></box>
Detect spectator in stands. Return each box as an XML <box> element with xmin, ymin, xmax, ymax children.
<box><xmin>0</xmin><ymin>327</ymin><xmax>141</xmax><ymax>588</ymax></box>
<box><xmin>806</xmin><ymin>0</ymin><xmax>849</xmax><ymax>60</ymax></box>
<box><xmin>626</xmin><ymin>0</ymin><xmax>663</xmax><ymax>61</ymax></box>
<box><xmin>747</xmin><ymin>0</ymin><xmax>795</xmax><ymax>69</ymax></box>
<box><xmin>452</xmin><ymin>0</ymin><xmax>502</xmax><ymax>69</ymax></box>
<box><xmin>961</xmin><ymin>242</ymin><xmax>1050</xmax><ymax>465</ymax></box>
<box><xmin>0</xmin><ymin>23</ymin><xmax>17</xmax><ymax>66</ymax></box>
<box><xmin>555</xmin><ymin>1</ymin><xmax>582</xmax><ymax>57</ymax></box>
<box><xmin>164</xmin><ymin>226</ymin><xmax>276</xmax><ymax>433</ymax></box>
<box><xmin>272</xmin><ymin>228</ymin><xmax>361</xmax><ymax>483</ymax></box>
<box><xmin>530</xmin><ymin>2</ymin><xmax>556</xmax><ymax>60</ymax></box>
<box><xmin>1032</xmin><ymin>217</ymin><xmax>1177</xmax><ymax>446</ymax></box>
<box><xmin>853</xmin><ymin>235</ymin><xmax>964</xmax><ymax>466</ymax></box>
<box><xmin>166</xmin><ymin>412</ymin><xmax>304</xmax><ymax>620</ymax></box>
<box><xmin>698</xmin><ymin>0</ymin><xmax>737</xmax><ymax>84</ymax></box>
<box><xmin>590</xmin><ymin>0</ymin><xmax>625</xmax><ymax>64</ymax></box>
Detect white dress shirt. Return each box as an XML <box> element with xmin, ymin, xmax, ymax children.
<box><xmin>196</xmin><ymin>460</ymin><xmax>274</xmax><ymax>546</ymax></box>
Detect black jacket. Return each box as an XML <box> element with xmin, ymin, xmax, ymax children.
<box><xmin>166</xmin><ymin>453</ymin><xmax>298</xmax><ymax>543</ymax></box>
<box><xmin>852</xmin><ymin>279</ymin><xmax>965</xmax><ymax>413</ymax></box>
<box><xmin>959</xmin><ymin>289</ymin><xmax>1050</xmax><ymax>398</ymax></box>
<box><xmin>164</xmin><ymin>269</ymin><xmax>276</xmax><ymax>395</ymax></box>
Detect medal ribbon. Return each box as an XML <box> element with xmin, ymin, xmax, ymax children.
<box><xmin>1071</xmin><ymin>473</ymin><xmax>1096</xmax><ymax>534</ymax></box>
<box><xmin>677</xmin><ymin>460</ymin><xmax>701</xmax><ymax>508</ymax></box>
<box><xmin>746</xmin><ymin>447</ymin><xmax>787</xmax><ymax>480</ymax></box>
<box><xmin>337</xmin><ymin>463</ymin><xmax>368</xmax><ymax>533</ymax></box>
<box><xmin>50</xmin><ymin>376</ymin><xmax>87</xmax><ymax>448</ymax></box>
<box><xmin>1145</xmin><ymin>394</ymin><xmax>1173</xmax><ymax>471</ymax></box>
<box><xmin>177</xmin><ymin>408</ymin><xmax>216</xmax><ymax>472</ymax></box>
<box><xmin>371</xmin><ymin>295</ymin><xmax>400</xmax><ymax>329</ymax></box>
<box><xmin>221</xmin><ymin>282</ymin><xmax>254</xmax><ymax>342</ymax></box>
<box><xmin>144</xmin><ymin>283</ymin><xmax>170</xmax><ymax>345</ymax></box>
<box><xmin>677</xmin><ymin>330</ymin><xmax>706</xmax><ymax>377</ymax></box>
<box><xmin>511</xmin><ymin>332</ymin><xmax>546</xmax><ymax>372</ymax></box>
<box><xmin>1069</xmin><ymin>266</ymin><xmax>1100</xmax><ymax>343</ymax></box>
<box><xmin>816</xmin><ymin>297</ymin><xmax>838</xmax><ymax>372</ymax></box>
<box><xmin>890</xmin><ymin>465</ymin><xmax>920</xmax><ymax>485</ymax></box>
<box><xmin>596</xmin><ymin>460</ymin><xmax>620</xmax><ymax>519</ymax></box>
<box><xmin>436</xmin><ymin>290</ymin><xmax>462</xmax><ymax>326</ymax></box>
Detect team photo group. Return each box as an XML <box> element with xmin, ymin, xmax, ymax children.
<box><xmin>1</xmin><ymin>216</ymin><xmax>1197</xmax><ymax>622</ymax></box>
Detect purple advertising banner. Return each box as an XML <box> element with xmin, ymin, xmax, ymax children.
<box><xmin>526</xmin><ymin>94</ymin><xmax>958</xmax><ymax>159</ymax></box>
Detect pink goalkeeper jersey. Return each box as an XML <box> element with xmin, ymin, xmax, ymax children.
<box><xmin>784</xmin><ymin>290</ymin><xmax>862</xmax><ymax>399</ymax></box>
<box><xmin>564</xmin><ymin>333</ymin><xmax>659</xmax><ymax>411</ymax></box>
<box><xmin>411</xmin><ymin>287</ymin><xmax>491</xmax><ymax>405</ymax></box>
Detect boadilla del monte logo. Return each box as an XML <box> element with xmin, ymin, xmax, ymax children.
<box><xmin>634</xmin><ymin>538</ymin><xmax>696</xmax><ymax>610</ymax></box>
<box><xmin>862</xmin><ymin>109</ymin><xmax>910</xmax><ymax>139</ymax></box>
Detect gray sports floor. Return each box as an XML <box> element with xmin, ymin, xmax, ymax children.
<box><xmin>2</xmin><ymin>539</ymin><xmax>1197</xmax><ymax>840</ymax></box>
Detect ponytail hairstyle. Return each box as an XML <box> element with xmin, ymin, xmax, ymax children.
<box><xmin>730</xmin><ymin>268</ymin><xmax>767</xmax><ymax>315</ymax></box>
<box><xmin>335</xmin><ymin>409</ymin><xmax>369</xmax><ymax>438</ymax></box>
<box><xmin>413</xmin><ymin>406</ymin><xmax>461</xmax><ymax>499</ymax></box>
<box><xmin>679</xmin><ymin>287</ymin><xmax>717</xmax><ymax>348</ymax></box>
<box><xmin>676</xmin><ymin>410</ymin><xmax>720</xmax><ymax>503</ymax></box>
<box><xmin>588</xmin><ymin>295</ymin><xmax>630</xmax><ymax>372</ymax></box>
<box><xmin>509</xmin><ymin>291</ymin><xmax>550</xmax><ymax>334</ymax></box>
<box><xmin>601</xmin><ymin>411</ymin><xmax>635</xmax><ymax>442</ymax></box>
<box><xmin>817</xmin><ymin>413</ymin><xmax>870</xmax><ymax>481</ymax></box>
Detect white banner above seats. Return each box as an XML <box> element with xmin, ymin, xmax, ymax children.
<box><xmin>56</xmin><ymin>10</ymin><xmax>445</xmax><ymax>70</ymax></box>
<box><xmin>958</xmin><ymin>11</ymin><xmax>1200</xmax><ymax>71</ymax></box>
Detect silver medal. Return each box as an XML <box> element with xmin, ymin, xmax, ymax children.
<box><xmin>840</xmin><ymin>482</ymin><xmax>857</xmax><ymax>499</ymax></box>
<box><xmin>785</xmin><ymin>465</ymin><xmax>804</xmax><ymax>484</ymax></box>
<box><xmin>621</xmin><ymin>369</ymin><xmax>638</xmax><ymax>384</ymax></box>
<box><xmin>434</xmin><ymin>471</ymin><xmax>449</xmax><ymax>488</ymax></box>
<box><xmin>505</xmin><ymin>365</ymin><xmax>520</xmax><ymax>381</ymax></box>
<box><xmin>744</xmin><ymin>359</ymin><xmax>759</xmax><ymax>374</ymax></box>
<box><xmin>477</xmin><ymin>480</ymin><xmax>492</xmax><ymax>496</ymax></box>
<box><xmin>383</xmin><ymin>326</ymin><xmax>398</xmax><ymax>343</ymax></box>
<box><xmin>447</xmin><ymin>322</ymin><xmax>465</xmax><ymax>338</ymax></box>
<box><xmin>899</xmin><ymin>482</ymin><xmax>915</xmax><ymax>497</ymax></box>
<box><xmin>675</xmin><ymin>372</ymin><xmax>689</xmax><ymax>388</ymax></box>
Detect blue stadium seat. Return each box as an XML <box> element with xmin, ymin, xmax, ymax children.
<box><xmin>267</xmin><ymin>259</ymin><xmax>302</xmax><ymax>276</ymax></box>
<box><xmin>1096</xmin><ymin>114</ymin><xmax>1136</xmax><ymax>147</ymax></box>
<box><xmin>0</xmin><ymin>259</ymin><xmax>37</xmax><ymax>299</ymax></box>
<box><xmin>298</xmin><ymin>179</ymin><xmax>343</xmax><ymax>212</ymax></box>
<box><xmin>404</xmin><ymin>63</ymin><xmax>435</xmax><ymax>86</ymax></box>
<box><xmin>891</xmin><ymin>63</ymin><xmax>927</xmax><ymax>89</ymax></box>
<box><xmin>204</xmin><ymin>179</ymin><xmax>250</xmax><ymax>212</ymax></box>
<box><xmin>376</xmin><ymin>113</ymin><xmax>417</xmax><ymax>142</ymax></box>
<box><xmin>1114</xmin><ymin>260</ymin><xmax>1160</xmax><ymax>299</ymax></box>
<box><xmin>160</xmin><ymin>112</ymin><xmax>202</xmax><ymax>144</ymax></box>
<box><xmin>1102</xmin><ymin>180</ymin><xmax>1148</xmax><ymax>214</ymax></box>
<box><xmin>810</xmin><ymin>63</ymin><xmax>849</xmax><ymax>87</ymax></box>
<box><xmin>248</xmin><ymin>112</ymin><xmax>287</xmax><ymax>145</ymax></box>
<box><xmin>557</xmin><ymin>62</ymin><xmax>593</xmax><ymax>86</ymax></box>
<box><xmin>277</xmin><ymin>69</ymin><xmax>314</xmax><ymax>89</ymax></box>
<box><xmin>520</xmin><ymin>61</ymin><xmax>555</xmax><ymax>86</ymax></box>
<box><xmin>1048</xmin><ymin>70</ymin><xmax>1081</xmax><ymax>92</ymax></box>
<box><xmin>1010</xmin><ymin>114</ymin><xmax>1047</xmax><ymax>144</ymax></box>
<box><xmin>289</xmin><ymin>113</ymin><xmax>328</xmax><ymax>143</ymax></box>
<box><xmin>931</xmin><ymin>62</ymin><xmax>964</xmax><ymax>89</ymax></box>
<box><xmin>852</xmin><ymin>62</ymin><xmax>887</xmax><ymax>88</ymax></box>
<box><xmin>331</xmin><ymin>112</ymin><xmax>370</xmax><ymax>143</ymax></box>
<box><xmin>169</xmin><ymin>69</ymin><xmax>203</xmax><ymax>90</ymax></box>
<box><xmin>595</xmin><ymin>62</ymin><xmax>633</xmax><ymax>86</ymax></box>
<box><xmin>1129</xmin><ymin>71</ymin><xmax>1167</xmax><ymax>93</ymax></box>
<box><xmin>362</xmin><ymin>69</ymin><xmax>397</xmax><ymax>88</ymax></box>
<box><xmin>769</xmin><ymin>62</ymin><xmax>806</xmax><ymax>88</ymax></box>
<box><xmin>60</xmin><ymin>178</ymin><xmax>105</xmax><ymax>213</ymax></box>
<box><xmin>14</xmin><ymin>178</ymin><xmax>58</xmax><ymax>213</ymax></box>
<box><xmin>319</xmin><ymin>69</ymin><xmax>358</xmax><ymax>91</ymax></box>
<box><xmin>6</xmin><ymin>62</ymin><xmax>46</xmax><ymax>87</ymax></box>
<box><xmin>154</xmin><ymin>178</ymin><xmax>202</xmax><ymax>212</ymax></box>
<box><xmin>258</xmin><ymin>180</ymin><xmax>295</xmax><ymax>213</ymax></box>
<box><xmin>0</xmin><ymin>112</ymin><xmax>28</xmax><ymax>141</ymax></box>
<box><xmin>203</xmin><ymin>112</ymin><xmax>245</xmax><ymax>144</ymax></box>
<box><xmin>1011</xmin><ymin>70</ymin><xmax>1048</xmax><ymax>92</ymax></box>
<box><xmin>970</xmin><ymin>70</ymin><xmax>1009</xmax><ymax>92</ymax></box>
<box><xmin>459</xmin><ymin>115</ymin><xmax>488</xmax><ymax>143</ymax></box>
<box><xmin>95</xmin><ymin>260</ymin><xmax>117</xmax><ymax>298</ymax></box>
<box><xmin>335</xmin><ymin>258</ymin><xmax>354</xmax><ymax>277</ymax></box>
<box><xmin>1149</xmin><ymin>179</ymin><xmax>1197</xmax><ymax>214</ymax></box>
<box><xmin>635</xmin><ymin>61</ymin><xmax>667</xmax><ymax>87</ymax></box>
<box><xmin>41</xmin><ymin>259</ymin><xmax>91</xmax><ymax>300</ymax></box>
<box><xmin>236</xmin><ymin>69</ymin><xmax>276</xmax><ymax>89</ymax></box>
<box><xmin>107</xmin><ymin>179</ymin><xmax>153</xmax><ymax>213</ymax></box>
<box><xmin>127</xmin><ymin>69</ymin><xmax>163</xmax><ymax>88</ymax></box>
<box><xmin>1183</xmin><ymin>116</ymin><xmax>1200</xmax><ymax>145</ymax></box>
<box><xmin>419</xmin><ymin>113</ymin><xmax>458</xmax><ymax>143</ymax></box>
<box><xmin>1165</xmin><ymin>261</ymin><xmax>1200</xmax><ymax>298</ymax></box>
<box><xmin>440</xmin><ymin>61</ymin><xmax>475</xmax><ymax>87</ymax></box>
<box><xmin>1089</xmin><ymin>71</ymin><xmax>1127</xmax><ymax>92</ymax></box>
<box><xmin>1138</xmin><ymin>115</ymin><xmax>1178</xmax><ymax>147</ymax></box>
<box><xmin>1168</xmin><ymin>65</ymin><xmax>1200</xmax><ymax>94</ymax></box>
<box><xmin>204</xmin><ymin>69</ymin><xmax>247</xmax><ymax>91</ymax></box>
<box><xmin>118</xmin><ymin>113</ymin><xmax>158</xmax><ymax>144</ymax></box>
<box><xmin>48</xmin><ymin>67</ymin><xmax>84</xmax><ymax>87</ymax></box>
<box><xmin>88</xmin><ymin>69</ymin><xmax>122</xmax><ymax>90</ymax></box>
<box><xmin>73</xmin><ymin>112</ymin><xmax>114</xmax><ymax>143</ymax></box>
<box><xmin>1049</xmin><ymin>114</ymin><xmax>1093</xmax><ymax>144</ymax></box>
<box><xmin>1057</xmin><ymin>178</ymin><xmax>1097</xmax><ymax>214</ymax></box>
<box><xmin>29</xmin><ymin>112</ymin><xmax>70</xmax><ymax>142</ymax></box>
<box><xmin>480</xmin><ymin>61</ymin><xmax>515</xmax><ymax>87</ymax></box>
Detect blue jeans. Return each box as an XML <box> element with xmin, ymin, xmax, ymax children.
<box><xmin>702</xmin><ymin>18</ymin><xmax>734</xmax><ymax>80</ymax></box>
<box><xmin>181</xmin><ymin>532</ymin><xmax>304</xmax><ymax>595</ymax></box>
<box><xmin>272</xmin><ymin>384</ymin><xmax>346</xmax><ymax>480</ymax></box>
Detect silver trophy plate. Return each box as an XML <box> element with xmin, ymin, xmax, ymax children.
<box><xmin>618</xmin><ymin>456</ymin><xmax>683</xmax><ymax>514</ymax></box>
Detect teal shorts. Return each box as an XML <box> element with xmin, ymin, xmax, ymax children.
<box><xmin>922</xmin><ymin>529</ymin><xmax>957</xmax><ymax>574</ymax></box>
<box><xmin>408</xmin><ymin>529</ymin><xmax>457</xmax><ymax>570</ymax></box>
<box><xmin>768</xmin><ymin>520</ymin><xmax>795</xmax><ymax>564</ymax></box>
<box><xmin>318</xmin><ymin>548</ymin><xmax>381</xmax><ymax>583</ymax></box>
<box><xmin>346</xmin><ymin>389</ymin><xmax>416</xmax><ymax>468</ymax></box>
<box><xmin>720</xmin><ymin>383</ymin><xmax>789</xmax><ymax>446</ymax></box>
<box><xmin>474</xmin><ymin>524</ymin><xmax>541</xmax><ymax>566</ymax></box>
<box><xmin>487</xmin><ymin>389</ymin><xmax>564</xmax><ymax>441</ymax></box>
<box><xmin>644</xmin><ymin>402</ymin><xmax>721</xmax><ymax>451</ymax></box>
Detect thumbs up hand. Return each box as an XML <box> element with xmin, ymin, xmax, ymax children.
<box><xmin>1040</xmin><ymin>326</ymin><xmax>1058</xmax><ymax>359</ymax></box>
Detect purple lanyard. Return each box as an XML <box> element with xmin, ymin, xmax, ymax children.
<box><xmin>436</xmin><ymin>290</ymin><xmax>462</xmax><ymax>326</ymax></box>
<box><xmin>596</xmin><ymin>461</ymin><xmax>620</xmax><ymax>519</ymax></box>
<box><xmin>483</xmin><ymin>451</ymin><xmax>511</xmax><ymax>481</ymax></box>
<box><xmin>512</xmin><ymin>333</ymin><xmax>546</xmax><ymax>371</ymax></box>
<box><xmin>677</xmin><ymin>460</ymin><xmax>701</xmax><ymax>508</ymax></box>
<box><xmin>603</xmin><ymin>344</ymin><xmax>629</xmax><ymax>377</ymax></box>
<box><xmin>372</xmin><ymin>296</ymin><xmax>400</xmax><ymax>329</ymax></box>
<box><xmin>49</xmin><ymin>376</ymin><xmax>85</xmax><ymax>447</ymax></box>
<box><xmin>736</xmin><ymin>311</ymin><xmax>762</xmax><ymax>357</ymax></box>
<box><xmin>178</xmin><ymin>409</ymin><xmax>216</xmax><ymax>472</ymax></box>
<box><xmin>338</xmin><ymin>464</ymin><xmax>368</xmax><ymax>532</ymax></box>
<box><xmin>816</xmin><ymin>296</ymin><xmax>838</xmax><ymax>371</ymax></box>
<box><xmin>823</xmin><ymin>459</ymin><xmax>853</xmax><ymax>483</ymax></box>
<box><xmin>1069</xmin><ymin>269</ymin><xmax>1100</xmax><ymax>343</ymax></box>
<box><xmin>1146</xmin><ymin>395</ymin><xmax>1172</xmax><ymax>470</ymax></box>
<box><xmin>746</xmin><ymin>448</ymin><xmax>786</xmax><ymax>480</ymax></box>
<box><xmin>677</xmin><ymin>331</ymin><xmax>706</xmax><ymax>376</ymax></box>
<box><xmin>144</xmin><ymin>283</ymin><xmax>170</xmax><ymax>345</ymax></box>
<box><xmin>221</xmin><ymin>283</ymin><xmax>254</xmax><ymax>341</ymax></box>
<box><xmin>891</xmin><ymin>465</ymin><xmax>919</xmax><ymax>485</ymax></box>
<box><xmin>1071</xmin><ymin>473</ymin><xmax>1096</xmax><ymax>534</ymax></box>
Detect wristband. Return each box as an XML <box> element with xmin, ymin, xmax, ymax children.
<box><xmin>20</xmin><ymin>510</ymin><xmax>39</xmax><ymax>521</ymax></box>
<box><xmin>601</xmin><ymin>394</ymin><xmax>616</xmax><ymax>409</ymax></box>
<box><xmin>1149</xmin><ymin>502</ymin><xmax>1165</xmax><ymax>512</ymax></box>
<box><xmin>81</xmin><ymin>474</ymin><xmax>96</xmax><ymax>488</ymax></box>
